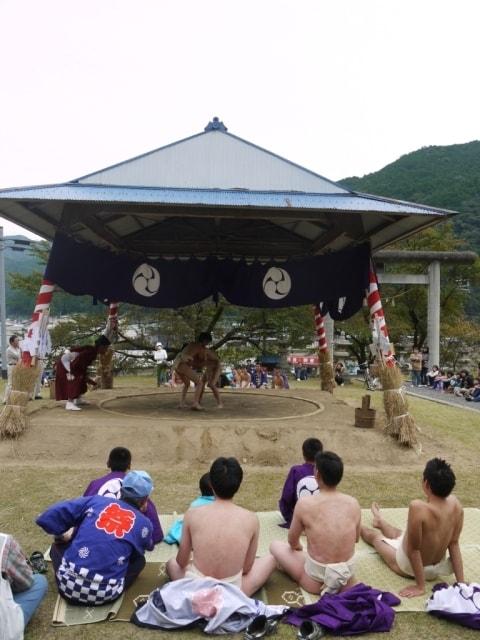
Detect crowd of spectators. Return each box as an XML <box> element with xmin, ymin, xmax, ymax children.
<box><xmin>424</xmin><ymin>364</ymin><xmax>480</xmax><ymax>402</ymax></box>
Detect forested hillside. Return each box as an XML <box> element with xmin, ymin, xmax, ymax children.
<box><xmin>5</xmin><ymin>237</ymin><xmax>40</xmax><ymax>317</ymax></box>
<box><xmin>5</xmin><ymin>236</ymin><xmax>95</xmax><ymax>318</ymax></box>
<box><xmin>340</xmin><ymin>141</ymin><xmax>480</xmax><ymax>253</ymax></box>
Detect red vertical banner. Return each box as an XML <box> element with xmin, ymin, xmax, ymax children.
<box><xmin>366</xmin><ymin>264</ymin><xmax>394</xmax><ymax>366</ymax></box>
<box><xmin>21</xmin><ymin>279</ymin><xmax>54</xmax><ymax>365</ymax></box>
<box><xmin>313</xmin><ymin>305</ymin><xmax>328</xmax><ymax>351</ymax></box>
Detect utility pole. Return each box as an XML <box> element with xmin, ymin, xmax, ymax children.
<box><xmin>0</xmin><ymin>227</ymin><xmax>7</xmax><ymax>379</ymax></box>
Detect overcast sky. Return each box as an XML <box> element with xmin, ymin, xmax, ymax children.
<box><xmin>1</xmin><ymin>0</ymin><xmax>479</xmax><ymax>238</ymax></box>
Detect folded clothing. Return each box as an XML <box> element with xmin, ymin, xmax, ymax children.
<box><xmin>426</xmin><ymin>582</ymin><xmax>480</xmax><ymax>630</ymax></box>
<box><xmin>285</xmin><ymin>582</ymin><xmax>400</xmax><ymax>635</ymax></box>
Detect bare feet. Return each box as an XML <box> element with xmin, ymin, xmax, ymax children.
<box><xmin>371</xmin><ymin>502</ymin><xmax>382</xmax><ymax>528</ymax></box>
<box><xmin>215</xmin><ymin>404</ymin><xmax>224</xmax><ymax>409</ymax></box>
<box><xmin>177</xmin><ymin>404</ymin><xmax>187</xmax><ymax>409</ymax></box>
<box><xmin>191</xmin><ymin>404</ymin><xmax>205</xmax><ymax>411</ymax></box>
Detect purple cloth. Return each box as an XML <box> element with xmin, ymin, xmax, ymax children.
<box><xmin>83</xmin><ymin>471</ymin><xmax>163</xmax><ymax>546</ymax></box>
<box><xmin>285</xmin><ymin>583</ymin><xmax>400</xmax><ymax>635</ymax></box>
<box><xmin>278</xmin><ymin>462</ymin><xmax>315</xmax><ymax>527</ymax></box>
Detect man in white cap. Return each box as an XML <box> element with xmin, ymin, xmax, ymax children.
<box><xmin>153</xmin><ymin>341</ymin><xmax>168</xmax><ymax>386</ymax></box>
<box><xmin>36</xmin><ymin>470</ymin><xmax>154</xmax><ymax>606</ymax></box>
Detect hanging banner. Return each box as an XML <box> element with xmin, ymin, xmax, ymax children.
<box><xmin>45</xmin><ymin>232</ymin><xmax>370</xmax><ymax>315</ymax></box>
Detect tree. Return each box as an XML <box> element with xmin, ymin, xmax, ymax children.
<box><xmin>8</xmin><ymin>240</ymin><xmax>99</xmax><ymax>316</ymax></box>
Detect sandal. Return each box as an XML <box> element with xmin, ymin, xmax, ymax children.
<box><xmin>29</xmin><ymin>551</ymin><xmax>48</xmax><ymax>574</ymax></box>
<box><xmin>244</xmin><ymin>613</ymin><xmax>285</xmax><ymax>640</ymax></box>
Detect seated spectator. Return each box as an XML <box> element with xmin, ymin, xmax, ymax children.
<box><xmin>83</xmin><ymin>446</ymin><xmax>163</xmax><ymax>545</ymax></box>
<box><xmin>433</xmin><ymin>369</ymin><xmax>448</xmax><ymax>392</ymax></box>
<box><xmin>164</xmin><ymin>473</ymin><xmax>215</xmax><ymax>544</ymax></box>
<box><xmin>444</xmin><ymin>371</ymin><xmax>457</xmax><ymax>393</ymax></box>
<box><xmin>237</xmin><ymin>366</ymin><xmax>251</xmax><ymax>389</ymax></box>
<box><xmin>453</xmin><ymin>370</ymin><xmax>475</xmax><ymax>397</ymax></box>
<box><xmin>272</xmin><ymin>367</ymin><xmax>289</xmax><ymax>389</ymax></box>
<box><xmin>281</xmin><ymin>369</ymin><xmax>290</xmax><ymax>389</ymax></box>
<box><xmin>231</xmin><ymin>367</ymin><xmax>240</xmax><ymax>388</ymax></box>
<box><xmin>37</xmin><ymin>471</ymin><xmax>154</xmax><ymax>606</ymax></box>
<box><xmin>166</xmin><ymin>457</ymin><xmax>276</xmax><ymax>596</ymax></box>
<box><xmin>251</xmin><ymin>364</ymin><xmax>268</xmax><ymax>389</ymax></box>
<box><xmin>279</xmin><ymin>437</ymin><xmax>323</xmax><ymax>527</ymax></box>
<box><xmin>334</xmin><ymin>362</ymin><xmax>345</xmax><ymax>386</ymax></box>
<box><xmin>465</xmin><ymin>378</ymin><xmax>480</xmax><ymax>402</ymax></box>
<box><xmin>0</xmin><ymin>532</ymin><xmax>48</xmax><ymax>632</ymax></box>
<box><xmin>361</xmin><ymin>458</ymin><xmax>463</xmax><ymax>598</ymax></box>
<box><xmin>270</xmin><ymin>451</ymin><xmax>361</xmax><ymax>595</ymax></box>
<box><xmin>426</xmin><ymin>365</ymin><xmax>440</xmax><ymax>387</ymax></box>
<box><xmin>219</xmin><ymin>367</ymin><xmax>234</xmax><ymax>388</ymax></box>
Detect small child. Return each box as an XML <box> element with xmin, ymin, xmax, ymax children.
<box><xmin>164</xmin><ymin>473</ymin><xmax>215</xmax><ymax>544</ymax></box>
<box><xmin>278</xmin><ymin>437</ymin><xmax>323</xmax><ymax>527</ymax></box>
<box><xmin>83</xmin><ymin>446</ymin><xmax>163</xmax><ymax>545</ymax></box>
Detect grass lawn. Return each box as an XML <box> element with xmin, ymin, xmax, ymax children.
<box><xmin>1</xmin><ymin>374</ymin><xmax>479</xmax><ymax>639</ymax></box>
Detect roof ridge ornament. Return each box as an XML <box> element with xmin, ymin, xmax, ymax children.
<box><xmin>204</xmin><ymin>116</ymin><xmax>227</xmax><ymax>132</ymax></box>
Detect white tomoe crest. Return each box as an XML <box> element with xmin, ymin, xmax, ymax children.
<box><xmin>262</xmin><ymin>267</ymin><xmax>292</xmax><ymax>300</ymax></box>
<box><xmin>132</xmin><ymin>263</ymin><xmax>161</xmax><ymax>297</ymax></box>
<box><xmin>296</xmin><ymin>475</ymin><xmax>319</xmax><ymax>499</ymax></box>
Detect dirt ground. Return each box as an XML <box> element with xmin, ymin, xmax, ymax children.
<box><xmin>0</xmin><ymin>383</ymin><xmax>471</xmax><ymax>474</ymax></box>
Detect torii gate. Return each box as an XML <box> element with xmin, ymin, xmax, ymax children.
<box><xmin>375</xmin><ymin>250</ymin><xmax>477</xmax><ymax>366</ymax></box>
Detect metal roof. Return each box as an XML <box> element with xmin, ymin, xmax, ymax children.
<box><xmin>0</xmin><ymin>118</ymin><xmax>455</xmax><ymax>259</ymax></box>
<box><xmin>74</xmin><ymin>117</ymin><xmax>348</xmax><ymax>194</ymax></box>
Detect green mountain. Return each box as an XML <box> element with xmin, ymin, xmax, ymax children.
<box><xmin>4</xmin><ymin>236</ymin><xmax>98</xmax><ymax>318</ymax></box>
<box><xmin>4</xmin><ymin>236</ymin><xmax>41</xmax><ymax>318</ymax></box>
<box><xmin>340</xmin><ymin>141</ymin><xmax>480</xmax><ymax>253</ymax></box>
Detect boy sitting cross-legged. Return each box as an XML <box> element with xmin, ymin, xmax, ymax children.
<box><xmin>271</xmin><ymin>451</ymin><xmax>361</xmax><ymax>595</ymax></box>
<box><xmin>279</xmin><ymin>437</ymin><xmax>323</xmax><ymax>527</ymax></box>
<box><xmin>83</xmin><ymin>446</ymin><xmax>163</xmax><ymax>546</ymax></box>
<box><xmin>166</xmin><ymin>456</ymin><xmax>276</xmax><ymax>596</ymax></box>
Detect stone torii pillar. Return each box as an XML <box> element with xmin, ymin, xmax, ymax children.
<box><xmin>427</xmin><ymin>260</ymin><xmax>441</xmax><ymax>367</ymax></box>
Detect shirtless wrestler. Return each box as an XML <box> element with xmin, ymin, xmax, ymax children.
<box><xmin>198</xmin><ymin>348</ymin><xmax>223</xmax><ymax>408</ymax></box>
<box><xmin>361</xmin><ymin>457</ymin><xmax>464</xmax><ymax>598</ymax></box>
<box><xmin>173</xmin><ymin>332</ymin><xmax>211</xmax><ymax>410</ymax></box>
<box><xmin>166</xmin><ymin>457</ymin><xmax>276</xmax><ymax>595</ymax></box>
<box><xmin>270</xmin><ymin>451</ymin><xmax>361</xmax><ymax>595</ymax></box>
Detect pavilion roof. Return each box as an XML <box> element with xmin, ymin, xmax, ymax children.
<box><xmin>0</xmin><ymin>118</ymin><xmax>454</xmax><ymax>259</ymax></box>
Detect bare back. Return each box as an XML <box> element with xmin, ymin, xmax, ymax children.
<box><xmin>293</xmin><ymin>491</ymin><xmax>361</xmax><ymax>563</ymax></box>
<box><xmin>181</xmin><ymin>500</ymin><xmax>258</xmax><ymax>578</ymax></box>
<box><xmin>404</xmin><ymin>496</ymin><xmax>463</xmax><ymax>565</ymax></box>
<box><xmin>182</xmin><ymin>343</ymin><xmax>207</xmax><ymax>367</ymax></box>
